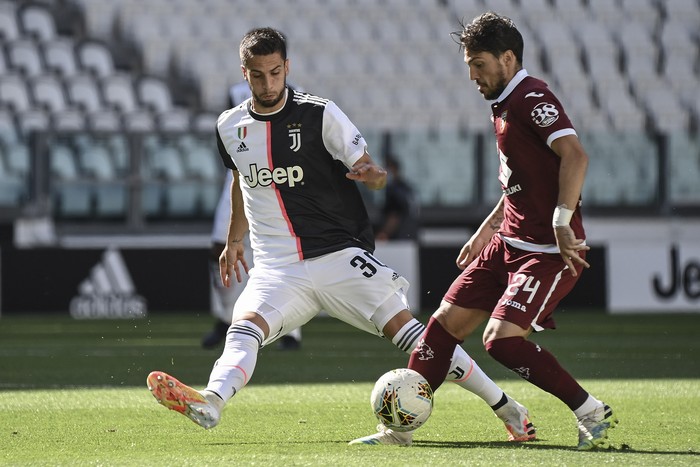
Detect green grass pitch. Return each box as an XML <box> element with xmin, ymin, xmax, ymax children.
<box><xmin>1</xmin><ymin>310</ymin><xmax>699</xmax><ymax>466</ymax></box>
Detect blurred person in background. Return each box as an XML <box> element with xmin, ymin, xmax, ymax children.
<box><xmin>374</xmin><ymin>155</ymin><xmax>418</xmax><ymax>241</ymax></box>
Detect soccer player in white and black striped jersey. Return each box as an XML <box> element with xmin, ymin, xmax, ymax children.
<box><xmin>201</xmin><ymin>79</ymin><xmax>303</xmax><ymax>351</ymax></box>
<box><xmin>147</xmin><ymin>27</ymin><xmax>534</xmax><ymax>445</ymax></box>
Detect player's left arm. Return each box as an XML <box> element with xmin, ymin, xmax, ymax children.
<box><xmin>346</xmin><ymin>151</ymin><xmax>387</xmax><ymax>190</ymax></box>
<box><xmin>320</xmin><ymin>101</ymin><xmax>386</xmax><ymax>189</ymax></box>
<box><xmin>550</xmin><ymin>134</ymin><xmax>590</xmax><ymax>275</ymax></box>
<box><xmin>220</xmin><ymin>170</ymin><xmax>250</xmax><ymax>287</ymax></box>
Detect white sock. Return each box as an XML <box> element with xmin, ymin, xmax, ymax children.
<box><xmin>447</xmin><ymin>346</ymin><xmax>504</xmax><ymax>407</ymax></box>
<box><xmin>391</xmin><ymin>318</ymin><xmax>504</xmax><ymax>406</ymax></box>
<box><xmin>391</xmin><ymin>319</ymin><xmax>425</xmax><ymax>353</ymax></box>
<box><xmin>573</xmin><ymin>394</ymin><xmax>602</xmax><ymax>418</ymax></box>
<box><xmin>205</xmin><ymin>320</ymin><xmax>264</xmax><ymax>401</ymax></box>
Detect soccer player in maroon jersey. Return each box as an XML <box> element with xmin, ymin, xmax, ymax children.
<box><xmin>404</xmin><ymin>12</ymin><xmax>618</xmax><ymax>450</ymax></box>
<box><xmin>147</xmin><ymin>27</ymin><xmax>535</xmax><ymax>445</ymax></box>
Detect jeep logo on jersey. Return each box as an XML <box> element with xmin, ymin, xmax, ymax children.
<box><xmin>244</xmin><ymin>163</ymin><xmax>304</xmax><ymax>188</ymax></box>
<box><xmin>530</xmin><ymin>102</ymin><xmax>559</xmax><ymax>127</ymax></box>
<box><xmin>288</xmin><ymin>123</ymin><xmax>302</xmax><ymax>152</ymax></box>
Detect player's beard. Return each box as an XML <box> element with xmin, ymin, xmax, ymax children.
<box><xmin>481</xmin><ymin>67</ymin><xmax>508</xmax><ymax>100</ymax></box>
<box><xmin>252</xmin><ymin>84</ymin><xmax>286</xmax><ymax>110</ymax></box>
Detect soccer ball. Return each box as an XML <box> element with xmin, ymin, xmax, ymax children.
<box><xmin>370</xmin><ymin>368</ymin><xmax>433</xmax><ymax>432</ymax></box>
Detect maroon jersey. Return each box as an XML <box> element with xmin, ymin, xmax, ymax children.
<box><xmin>490</xmin><ymin>70</ymin><xmax>585</xmax><ymax>249</ymax></box>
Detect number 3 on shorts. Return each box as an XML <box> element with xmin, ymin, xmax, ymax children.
<box><xmin>350</xmin><ymin>251</ymin><xmax>387</xmax><ymax>278</ymax></box>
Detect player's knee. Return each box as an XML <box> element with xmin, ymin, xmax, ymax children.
<box><xmin>232</xmin><ymin>314</ymin><xmax>269</xmax><ymax>339</ymax></box>
<box><xmin>381</xmin><ymin>309</ymin><xmax>414</xmax><ymax>339</ymax></box>
<box><xmin>485</xmin><ymin>336</ymin><xmax>525</xmax><ymax>364</ymax></box>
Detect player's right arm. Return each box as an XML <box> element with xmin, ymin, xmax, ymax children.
<box><xmin>456</xmin><ymin>195</ymin><xmax>505</xmax><ymax>269</ymax></box>
<box><xmin>220</xmin><ymin>169</ymin><xmax>249</xmax><ymax>287</ymax></box>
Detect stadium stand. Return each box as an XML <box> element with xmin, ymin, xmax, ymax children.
<box><xmin>0</xmin><ymin>0</ymin><xmax>698</xmax><ymax>224</ymax></box>
<box><xmin>17</xmin><ymin>1</ymin><xmax>56</xmax><ymax>41</ymax></box>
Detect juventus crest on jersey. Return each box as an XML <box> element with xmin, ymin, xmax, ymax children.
<box><xmin>216</xmin><ymin>88</ymin><xmax>374</xmax><ymax>268</ymax></box>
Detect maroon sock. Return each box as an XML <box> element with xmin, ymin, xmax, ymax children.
<box><xmin>408</xmin><ymin>317</ymin><xmax>462</xmax><ymax>392</ymax></box>
<box><xmin>485</xmin><ymin>336</ymin><xmax>588</xmax><ymax>411</ymax></box>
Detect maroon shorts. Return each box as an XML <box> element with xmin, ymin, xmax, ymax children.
<box><xmin>443</xmin><ymin>235</ymin><xmax>585</xmax><ymax>331</ymax></box>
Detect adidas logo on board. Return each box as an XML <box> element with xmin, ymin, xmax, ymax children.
<box><xmin>69</xmin><ymin>248</ymin><xmax>147</xmax><ymax>319</ymax></box>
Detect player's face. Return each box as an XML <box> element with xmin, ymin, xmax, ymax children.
<box><xmin>464</xmin><ymin>50</ymin><xmax>509</xmax><ymax>100</ymax></box>
<box><xmin>243</xmin><ymin>52</ymin><xmax>289</xmax><ymax>113</ymax></box>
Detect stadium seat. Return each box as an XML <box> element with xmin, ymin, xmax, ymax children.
<box><xmin>535</xmin><ymin>21</ymin><xmax>579</xmax><ymax>65</ymax></box>
<box><xmin>644</xmin><ymin>85</ymin><xmax>691</xmax><ymax>133</ymax></box>
<box><xmin>4</xmin><ymin>140</ymin><xmax>30</xmax><ymax>177</ymax></box>
<box><xmin>668</xmin><ymin>132</ymin><xmax>700</xmax><ymax>205</ymax></box>
<box><xmin>573</xmin><ymin>21</ymin><xmax>617</xmax><ymax>63</ymax></box>
<box><xmin>136</xmin><ymin>38</ymin><xmax>172</xmax><ymax>77</ymax></box>
<box><xmin>0</xmin><ymin>74</ymin><xmax>33</xmax><ymax>112</ymax></box>
<box><xmin>433</xmin><ymin>130</ymin><xmax>478</xmax><ymax>206</ymax></box>
<box><xmin>599</xmin><ymin>85</ymin><xmax>646</xmax><ymax>132</ymax></box>
<box><xmin>31</xmin><ymin>75</ymin><xmax>87</xmax><ymax>130</ymax></box>
<box><xmin>136</xmin><ymin>76</ymin><xmax>191</xmax><ymax>131</ymax></box>
<box><xmin>617</xmin><ymin>0</ymin><xmax>660</xmax><ymax>32</ymax></box>
<box><xmin>66</xmin><ymin>73</ymin><xmax>122</xmax><ymax>131</ymax></box>
<box><xmin>662</xmin><ymin>0</ymin><xmax>700</xmax><ymax>30</ymax></box>
<box><xmin>18</xmin><ymin>3</ymin><xmax>58</xmax><ymax>42</ymax></box>
<box><xmin>71</xmin><ymin>0</ymin><xmax>119</xmax><ymax>39</ymax></box>
<box><xmin>49</xmin><ymin>144</ymin><xmax>92</xmax><ymax>217</ymax></box>
<box><xmin>0</xmin><ymin>42</ymin><xmax>6</xmax><ymax>74</ymax></box>
<box><xmin>0</xmin><ymin>148</ymin><xmax>26</xmax><ymax>205</ymax></box>
<box><xmin>0</xmin><ymin>109</ymin><xmax>19</xmax><ymax>147</ymax></box>
<box><xmin>551</xmin><ymin>0</ymin><xmax>591</xmax><ymax>24</ymax></box>
<box><xmin>75</xmin><ymin>140</ymin><xmax>126</xmax><ymax>217</ymax></box>
<box><xmin>179</xmin><ymin>137</ymin><xmax>219</xmax><ymax>181</ymax></box>
<box><xmin>663</xmin><ymin>52</ymin><xmax>698</xmax><ymax>106</ymax></box>
<box><xmin>0</xmin><ymin>2</ymin><xmax>20</xmax><ymax>41</ymax></box>
<box><xmin>177</xmin><ymin>135</ymin><xmax>222</xmax><ymax>214</ymax></box>
<box><xmin>101</xmin><ymin>75</ymin><xmax>155</xmax><ymax>131</ymax></box>
<box><xmin>7</xmin><ymin>39</ymin><xmax>45</xmax><ymax>78</ymax></box>
<box><xmin>191</xmin><ymin>112</ymin><xmax>218</xmax><ymax>133</ymax></box>
<box><xmin>77</xmin><ymin>39</ymin><xmax>118</xmax><ymax>79</ymax></box>
<box><xmin>42</xmin><ymin>38</ymin><xmax>80</xmax><ymax>78</ymax></box>
<box><xmin>141</xmin><ymin>137</ymin><xmax>201</xmax><ymax>216</ymax></box>
<box><xmin>66</xmin><ymin>73</ymin><xmax>102</xmax><ymax>113</ymax></box>
<box><xmin>585</xmin><ymin>0</ymin><xmax>626</xmax><ymax>27</ymax></box>
<box><xmin>0</xmin><ymin>74</ymin><xmax>51</xmax><ymax>135</ymax></box>
<box><xmin>101</xmin><ymin>75</ymin><xmax>139</xmax><ymax>113</ymax></box>
<box><xmin>103</xmin><ymin>134</ymin><xmax>130</xmax><ymax>176</ymax></box>
<box><xmin>617</xmin><ymin>22</ymin><xmax>658</xmax><ymax>75</ymax></box>
<box><xmin>31</xmin><ymin>75</ymin><xmax>68</xmax><ymax>112</ymax></box>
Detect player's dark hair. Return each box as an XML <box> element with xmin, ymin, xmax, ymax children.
<box><xmin>453</xmin><ymin>12</ymin><xmax>523</xmax><ymax>65</ymax></box>
<box><xmin>239</xmin><ymin>27</ymin><xmax>288</xmax><ymax>65</ymax></box>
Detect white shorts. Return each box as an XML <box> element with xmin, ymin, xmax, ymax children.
<box><xmin>232</xmin><ymin>247</ymin><xmax>411</xmax><ymax>346</ymax></box>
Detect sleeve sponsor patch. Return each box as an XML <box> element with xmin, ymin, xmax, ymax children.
<box><xmin>530</xmin><ymin>102</ymin><xmax>560</xmax><ymax>127</ymax></box>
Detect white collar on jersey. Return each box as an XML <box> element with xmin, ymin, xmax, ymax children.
<box><xmin>494</xmin><ymin>68</ymin><xmax>529</xmax><ymax>103</ymax></box>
